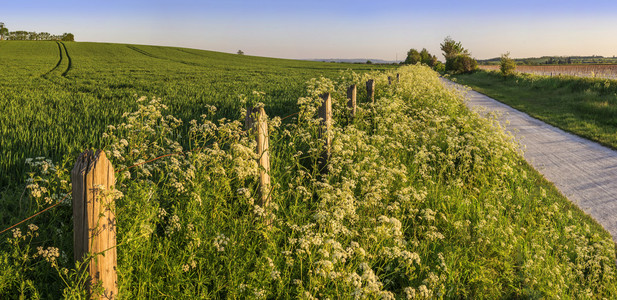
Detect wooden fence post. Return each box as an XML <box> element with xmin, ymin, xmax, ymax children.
<box><xmin>366</xmin><ymin>79</ymin><xmax>375</xmax><ymax>102</ymax></box>
<box><xmin>245</xmin><ymin>107</ymin><xmax>271</xmax><ymax>208</ymax></box>
<box><xmin>388</xmin><ymin>76</ymin><xmax>392</xmax><ymax>85</ymax></box>
<box><xmin>319</xmin><ymin>93</ymin><xmax>332</xmax><ymax>172</ymax></box>
<box><xmin>396</xmin><ymin>73</ymin><xmax>400</xmax><ymax>82</ymax></box>
<box><xmin>347</xmin><ymin>84</ymin><xmax>356</xmax><ymax>118</ymax></box>
<box><xmin>71</xmin><ymin>149</ymin><xmax>117</xmax><ymax>300</ymax></box>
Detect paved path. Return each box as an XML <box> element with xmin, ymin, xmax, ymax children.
<box><xmin>443</xmin><ymin>79</ymin><xmax>617</xmax><ymax>241</ymax></box>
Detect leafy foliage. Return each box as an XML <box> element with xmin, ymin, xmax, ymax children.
<box><xmin>61</xmin><ymin>33</ymin><xmax>74</xmax><ymax>42</ymax></box>
<box><xmin>449</xmin><ymin>54</ymin><xmax>478</xmax><ymax>74</ymax></box>
<box><xmin>405</xmin><ymin>48</ymin><xmax>439</xmax><ymax>69</ymax></box>
<box><xmin>441</xmin><ymin>36</ymin><xmax>477</xmax><ymax>74</ymax></box>
<box><xmin>440</xmin><ymin>36</ymin><xmax>467</xmax><ymax>60</ymax></box>
<box><xmin>404</xmin><ymin>49</ymin><xmax>421</xmax><ymax>65</ymax></box>
<box><xmin>500</xmin><ymin>52</ymin><xmax>516</xmax><ymax>76</ymax></box>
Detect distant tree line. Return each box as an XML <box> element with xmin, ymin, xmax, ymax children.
<box><xmin>4</xmin><ymin>31</ymin><xmax>74</xmax><ymax>41</ymax></box>
<box><xmin>0</xmin><ymin>22</ymin><xmax>74</xmax><ymax>41</ymax></box>
<box><xmin>479</xmin><ymin>55</ymin><xmax>617</xmax><ymax>66</ymax></box>
<box><xmin>404</xmin><ymin>48</ymin><xmax>439</xmax><ymax>67</ymax></box>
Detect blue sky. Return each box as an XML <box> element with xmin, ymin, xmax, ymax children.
<box><xmin>3</xmin><ymin>0</ymin><xmax>617</xmax><ymax>60</ymax></box>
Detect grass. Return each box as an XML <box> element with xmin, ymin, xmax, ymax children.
<box><xmin>450</xmin><ymin>69</ymin><xmax>617</xmax><ymax>149</ymax></box>
<box><xmin>1</xmin><ymin>62</ymin><xmax>616</xmax><ymax>298</ymax></box>
<box><xmin>0</xmin><ymin>40</ymin><xmax>391</xmax><ymax>187</ymax></box>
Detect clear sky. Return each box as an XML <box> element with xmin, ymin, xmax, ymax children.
<box><xmin>3</xmin><ymin>0</ymin><xmax>617</xmax><ymax>61</ymax></box>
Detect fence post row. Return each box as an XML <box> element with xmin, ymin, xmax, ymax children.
<box><xmin>347</xmin><ymin>84</ymin><xmax>357</xmax><ymax>118</ymax></box>
<box><xmin>71</xmin><ymin>149</ymin><xmax>118</xmax><ymax>300</ymax></box>
<box><xmin>318</xmin><ymin>93</ymin><xmax>332</xmax><ymax>173</ymax></box>
<box><xmin>366</xmin><ymin>79</ymin><xmax>375</xmax><ymax>103</ymax></box>
<box><xmin>66</xmin><ymin>80</ymin><xmax>384</xmax><ymax>297</ymax></box>
<box><xmin>245</xmin><ymin>106</ymin><xmax>272</xmax><ymax>209</ymax></box>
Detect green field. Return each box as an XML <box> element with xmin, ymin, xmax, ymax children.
<box><xmin>0</xmin><ymin>40</ymin><xmax>388</xmax><ymax>187</ymax></box>
<box><xmin>1</xmin><ymin>42</ymin><xmax>617</xmax><ymax>298</ymax></box>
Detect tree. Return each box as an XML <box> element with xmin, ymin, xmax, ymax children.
<box><xmin>419</xmin><ymin>48</ymin><xmax>431</xmax><ymax>66</ymax></box>
<box><xmin>500</xmin><ymin>52</ymin><xmax>516</xmax><ymax>76</ymax></box>
<box><xmin>366</xmin><ymin>60</ymin><xmax>373</xmax><ymax>64</ymax></box>
<box><xmin>61</xmin><ymin>33</ymin><xmax>74</xmax><ymax>41</ymax></box>
<box><xmin>0</xmin><ymin>22</ymin><xmax>6</xmax><ymax>40</ymax></box>
<box><xmin>404</xmin><ymin>49</ymin><xmax>421</xmax><ymax>65</ymax></box>
<box><xmin>418</xmin><ymin>48</ymin><xmax>438</xmax><ymax>67</ymax></box>
<box><xmin>39</xmin><ymin>32</ymin><xmax>50</xmax><ymax>40</ymax></box>
<box><xmin>429</xmin><ymin>55</ymin><xmax>438</xmax><ymax>67</ymax></box>
<box><xmin>440</xmin><ymin>36</ymin><xmax>477</xmax><ymax>73</ymax></box>
<box><xmin>237</xmin><ymin>50</ymin><xmax>244</xmax><ymax>55</ymax></box>
<box><xmin>440</xmin><ymin>36</ymin><xmax>467</xmax><ymax>61</ymax></box>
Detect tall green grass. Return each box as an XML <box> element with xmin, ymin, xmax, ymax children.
<box><xmin>2</xmin><ymin>65</ymin><xmax>615</xmax><ymax>298</ymax></box>
<box><xmin>451</xmin><ymin>70</ymin><xmax>617</xmax><ymax>149</ymax></box>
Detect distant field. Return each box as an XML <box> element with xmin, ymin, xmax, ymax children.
<box><xmin>0</xmin><ymin>41</ymin><xmax>389</xmax><ymax>187</ymax></box>
<box><xmin>479</xmin><ymin>64</ymin><xmax>617</xmax><ymax>79</ymax></box>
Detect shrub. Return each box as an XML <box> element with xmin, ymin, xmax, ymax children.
<box><xmin>500</xmin><ymin>52</ymin><xmax>516</xmax><ymax>76</ymax></box>
<box><xmin>450</xmin><ymin>54</ymin><xmax>478</xmax><ymax>74</ymax></box>
<box><xmin>433</xmin><ymin>61</ymin><xmax>445</xmax><ymax>73</ymax></box>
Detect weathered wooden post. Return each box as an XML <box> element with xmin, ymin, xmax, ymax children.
<box><xmin>347</xmin><ymin>84</ymin><xmax>356</xmax><ymax>118</ymax></box>
<box><xmin>319</xmin><ymin>93</ymin><xmax>332</xmax><ymax>172</ymax></box>
<box><xmin>245</xmin><ymin>106</ymin><xmax>271</xmax><ymax>208</ymax></box>
<box><xmin>71</xmin><ymin>149</ymin><xmax>118</xmax><ymax>300</ymax></box>
<box><xmin>388</xmin><ymin>76</ymin><xmax>392</xmax><ymax>85</ymax></box>
<box><xmin>366</xmin><ymin>79</ymin><xmax>375</xmax><ymax>102</ymax></box>
<box><xmin>396</xmin><ymin>73</ymin><xmax>400</xmax><ymax>82</ymax></box>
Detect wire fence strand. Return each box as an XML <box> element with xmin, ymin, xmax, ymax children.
<box><xmin>0</xmin><ymin>195</ymin><xmax>68</xmax><ymax>236</ymax></box>
<box><xmin>0</xmin><ymin>109</ymin><xmax>302</xmax><ymax>237</ymax></box>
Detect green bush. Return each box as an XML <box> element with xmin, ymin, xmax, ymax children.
<box><xmin>449</xmin><ymin>54</ymin><xmax>477</xmax><ymax>74</ymax></box>
<box><xmin>500</xmin><ymin>52</ymin><xmax>516</xmax><ymax>76</ymax></box>
<box><xmin>433</xmin><ymin>61</ymin><xmax>445</xmax><ymax>73</ymax></box>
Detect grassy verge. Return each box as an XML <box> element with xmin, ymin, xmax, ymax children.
<box><xmin>450</xmin><ymin>70</ymin><xmax>617</xmax><ymax>149</ymax></box>
<box><xmin>1</xmin><ymin>66</ymin><xmax>616</xmax><ymax>298</ymax></box>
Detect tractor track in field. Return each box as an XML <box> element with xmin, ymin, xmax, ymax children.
<box><xmin>60</xmin><ymin>42</ymin><xmax>72</xmax><ymax>77</ymax></box>
<box><xmin>42</xmin><ymin>41</ymin><xmax>64</xmax><ymax>77</ymax></box>
<box><xmin>127</xmin><ymin>45</ymin><xmax>204</xmax><ymax>67</ymax></box>
<box><xmin>126</xmin><ymin>45</ymin><xmax>160</xmax><ymax>59</ymax></box>
<box><xmin>174</xmin><ymin>48</ymin><xmax>209</xmax><ymax>58</ymax></box>
<box><xmin>444</xmin><ymin>78</ymin><xmax>617</xmax><ymax>241</ymax></box>
<box><xmin>41</xmin><ymin>41</ymin><xmax>71</xmax><ymax>78</ymax></box>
